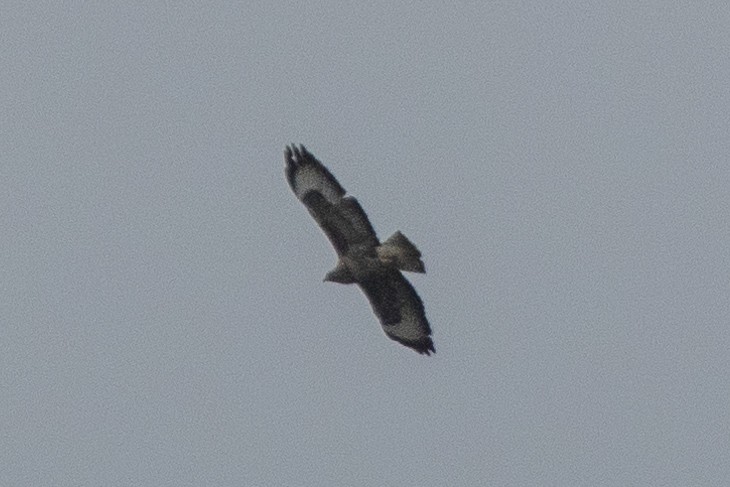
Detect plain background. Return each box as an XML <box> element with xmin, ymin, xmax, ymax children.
<box><xmin>2</xmin><ymin>2</ymin><xmax>729</xmax><ymax>486</ymax></box>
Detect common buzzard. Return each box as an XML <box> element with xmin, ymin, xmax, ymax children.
<box><xmin>285</xmin><ymin>145</ymin><xmax>435</xmax><ymax>355</ymax></box>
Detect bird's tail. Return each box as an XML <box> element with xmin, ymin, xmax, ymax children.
<box><xmin>376</xmin><ymin>231</ymin><xmax>426</xmax><ymax>273</ymax></box>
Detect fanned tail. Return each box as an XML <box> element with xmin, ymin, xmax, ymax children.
<box><xmin>376</xmin><ymin>231</ymin><xmax>426</xmax><ymax>273</ymax></box>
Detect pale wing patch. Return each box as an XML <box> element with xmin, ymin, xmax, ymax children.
<box><xmin>385</xmin><ymin>308</ymin><xmax>424</xmax><ymax>342</ymax></box>
<box><xmin>292</xmin><ymin>164</ymin><xmax>344</xmax><ymax>203</ymax></box>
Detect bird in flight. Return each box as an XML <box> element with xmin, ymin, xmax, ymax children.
<box><xmin>285</xmin><ymin>145</ymin><xmax>435</xmax><ymax>355</ymax></box>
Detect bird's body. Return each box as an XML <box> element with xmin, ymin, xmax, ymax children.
<box><xmin>284</xmin><ymin>145</ymin><xmax>435</xmax><ymax>355</ymax></box>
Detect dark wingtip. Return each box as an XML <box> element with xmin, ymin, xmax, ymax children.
<box><xmin>418</xmin><ymin>340</ymin><xmax>436</xmax><ymax>356</ymax></box>
<box><xmin>284</xmin><ymin>144</ymin><xmax>310</xmax><ymax>165</ymax></box>
<box><xmin>387</xmin><ymin>334</ymin><xmax>436</xmax><ymax>356</ymax></box>
<box><xmin>284</xmin><ymin>144</ymin><xmax>299</xmax><ymax>189</ymax></box>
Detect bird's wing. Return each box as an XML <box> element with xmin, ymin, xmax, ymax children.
<box><xmin>285</xmin><ymin>145</ymin><xmax>378</xmax><ymax>255</ymax></box>
<box><xmin>358</xmin><ymin>270</ymin><xmax>435</xmax><ymax>355</ymax></box>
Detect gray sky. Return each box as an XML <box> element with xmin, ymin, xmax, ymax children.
<box><xmin>3</xmin><ymin>2</ymin><xmax>729</xmax><ymax>486</ymax></box>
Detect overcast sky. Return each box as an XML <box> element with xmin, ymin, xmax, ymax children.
<box><xmin>3</xmin><ymin>2</ymin><xmax>730</xmax><ymax>486</ymax></box>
